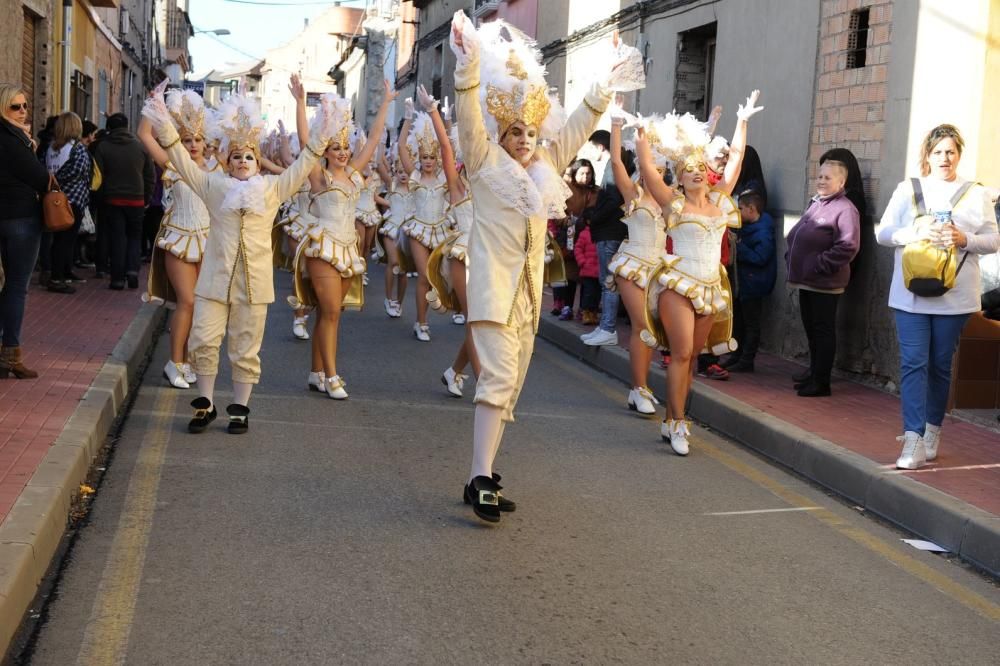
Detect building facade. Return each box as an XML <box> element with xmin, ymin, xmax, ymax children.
<box><xmin>399</xmin><ymin>0</ymin><xmax>1000</xmax><ymax>385</ymax></box>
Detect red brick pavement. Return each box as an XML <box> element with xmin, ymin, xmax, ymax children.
<box><xmin>0</xmin><ymin>269</ymin><xmax>147</xmax><ymax>522</ymax></box>
<box><xmin>544</xmin><ymin>293</ymin><xmax>1000</xmax><ymax>516</ymax></box>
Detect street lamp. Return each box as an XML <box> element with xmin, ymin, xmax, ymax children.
<box><xmin>194</xmin><ymin>28</ymin><xmax>231</xmax><ymax>36</ymax></box>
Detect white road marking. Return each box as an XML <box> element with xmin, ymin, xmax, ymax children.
<box><xmin>703</xmin><ymin>507</ymin><xmax>822</xmax><ymax>516</ymax></box>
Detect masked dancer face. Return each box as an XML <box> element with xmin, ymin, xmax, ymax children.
<box><xmin>677</xmin><ymin>158</ymin><xmax>708</xmax><ymax>192</ymax></box>
<box><xmin>228</xmin><ymin>148</ymin><xmax>259</xmax><ymax>180</ymax></box>
<box><xmin>500</xmin><ymin>121</ymin><xmax>538</xmax><ymax>166</ymax></box>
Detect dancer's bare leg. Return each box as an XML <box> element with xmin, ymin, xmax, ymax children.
<box><xmin>164</xmin><ymin>253</ymin><xmax>199</xmax><ymax>364</ymax></box>
<box><xmin>617</xmin><ymin>277</ymin><xmax>653</xmax><ymax>389</ymax></box>
<box><xmin>410</xmin><ymin>241</ymin><xmax>431</xmax><ymax>325</ymax></box>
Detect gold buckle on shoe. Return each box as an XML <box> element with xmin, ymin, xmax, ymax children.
<box><xmin>194</xmin><ymin>408</ymin><xmax>209</xmax><ymax>419</ymax></box>
<box><xmin>478</xmin><ymin>491</ymin><xmax>499</xmax><ymax>506</ymax></box>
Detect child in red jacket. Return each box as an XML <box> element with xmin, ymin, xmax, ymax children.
<box><xmin>574</xmin><ymin>221</ymin><xmax>601</xmax><ymax>325</ymax></box>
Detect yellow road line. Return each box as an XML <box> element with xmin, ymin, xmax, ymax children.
<box><xmin>76</xmin><ymin>388</ymin><xmax>177</xmax><ymax>665</ymax></box>
<box><xmin>540</xmin><ymin>346</ymin><xmax>1000</xmax><ymax>623</ymax></box>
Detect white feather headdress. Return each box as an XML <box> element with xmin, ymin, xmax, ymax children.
<box><xmin>207</xmin><ymin>95</ymin><xmax>266</xmax><ymax>158</ymax></box>
<box><xmin>309</xmin><ymin>92</ymin><xmax>355</xmax><ymax>151</ymax></box>
<box><xmin>475</xmin><ymin>20</ymin><xmax>566</xmax><ymax>141</ymax></box>
<box><xmin>406</xmin><ymin>112</ymin><xmax>439</xmax><ymax>159</ymax></box>
<box><xmin>165</xmin><ymin>88</ymin><xmax>206</xmax><ymax>138</ymax></box>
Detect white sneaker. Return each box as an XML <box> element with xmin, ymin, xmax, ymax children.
<box><xmin>180</xmin><ymin>362</ymin><xmax>197</xmax><ymax>384</ymax></box>
<box><xmin>164</xmin><ymin>361</ymin><xmax>190</xmax><ymax>389</ymax></box>
<box><xmin>325</xmin><ymin>375</ymin><xmax>348</xmax><ymax>400</ymax></box>
<box><xmin>308</xmin><ymin>371</ymin><xmax>326</xmax><ymax>392</ymax></box>
<box><xmin>452</xmin><ymin>313</ymin><xmax>466</xmax><ymax>325</ymax></box>
<box><xmin>922</xmin><ymin>424</ymin><xmax>941</xmax><ymax>461</ymax></box>
<box><xmin>293</xmin><ymin>316</ymin><xmax>310</xmax><ymax>340</ymax></box>
<box><xmin>414</xmin><ymin>323</ymin><xmax>431</xmax><ymax>342</ymax></box>
<box><xmin>668</xmin><ymin>419</ymin><xmax>690</xmax><ymax>456</ymax></box>
<box><xmin>895</xmin><ymin>431</ymin><xmax>926</xmax><ymax>470</ymax></box>
<box><xmin>442</xmin><ymin>367</ymin><xmax>467</xmax><ymax>398</ymax></box>
<box><xmin>627</xmin><ymin>387</ymin><xmax>656</xmax><ymax>415</ymax></box>
<box><xmin>583</xmin><ymin>328</ymin><xmax>618</xmax><ymax>346</ymax></box>
<box><xmin>580</xmin><ymin>327</ymin><xmax>601</xmax><ymax>342</ymax></box>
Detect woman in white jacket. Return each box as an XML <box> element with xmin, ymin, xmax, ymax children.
<box><xmin>875</xmin><ymin>124</ymin><xmax>999</xmax><ymax>469</ymax></box>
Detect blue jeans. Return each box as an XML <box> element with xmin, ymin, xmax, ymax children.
<box><xmin>596</xmin><ymin>240</ymin><xmax>621</xmax><ymax>332</ymax></box>
<box><xmin>0</xmin><ymin>215</ymin><xmax>43</xmax><ymax>347</ymax></box>
<box><xmin>893</xmin><ymin>309</ymin><xmax>970</xmax><ymax>434</ymax></box>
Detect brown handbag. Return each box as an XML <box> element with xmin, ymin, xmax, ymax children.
<box><xmin>43</xmin><ymin>174</ymin><xmax>74</xmax><ymax>232</ymax></box>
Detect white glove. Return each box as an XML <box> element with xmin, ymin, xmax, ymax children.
<box><xmin>609</xmin><ymin>96</ymin><xmax>640</xmax><ymax>129</ymax></box>
<box><xmin>736</xmin><ymin>90</ymin><xmax>764</xmax><ymax>121</ymax></box>
<box><xmin>403</xmin><ymin>97</ymin><xmax>415</xmax><ymax>121</ymax></box>
<box><xmin>449</xmin><ymin>10</ymin><xmax>480</xmax><ymax>65</ymax></box>
<box><xmin>416</xmin><ymin>85</ymin><xmax>437</xmax><ymax>112</ymax></box>
<box><xmin>441</xmin><ymin>96</ymin><xmax>452</xmax><ymax>123</ymax></box>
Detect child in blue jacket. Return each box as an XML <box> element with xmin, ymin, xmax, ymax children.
<box><xmin>722</xmin><ymin>191</ymin><xmax>776</xmax><ymax>372</ymax></box>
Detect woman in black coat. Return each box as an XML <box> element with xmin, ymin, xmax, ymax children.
<box><xmin>0</xmin><ymin>83</ymin><xmax>49</xmax><ymax>378</ymax></box>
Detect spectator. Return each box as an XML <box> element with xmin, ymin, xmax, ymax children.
<box><xmin>574</xmin><ymin>218</ymin><xmax>601</xmax><ymax>326</ymax></box>
<box><xmin>44</xmin><ymin>112</ymin><xmax>91</xmax><ymax>294</ymax></box>
<box><xmin>581</xmin><ymin>129</ymin><xmax>611</xmax><ymax>186</ymax></box>
<box><xmin>875</xmin><ymin>124</ymin><xmax>999</xmax><ymax>469</ymax></box>
<box><xmin>551</xmin><ymin>160</ymin><xmax>595</xmax><ymax>319</ymax></box>
<box><xmin>580</xmin><ymin>144</ymin><xmax>633</xmax><ymax>346</ymax></box>
<box><xmin>81</xmin><ymin>120</ymin><xmax>98</xmax><ymax>147</ymax></box>
<box><xmin>142</xmin><ymin>163</ymin><xmax>165</xmax><ymax>262</ymax></box>
<box><xmin>785</xmin><ymin>155</ymin><xmax>861</xmax><ymax>397</ymax></box>
<box><xmin>569</xmin><ymin>157</ymin><xmax>595</xmax><ymax>189</ymax></box>
<box><xmin>733</xmin><ymin>145</ymin><xmax>767</xmax><ymax>207</ymax></box>
<box><xmin>34</xmin><ymin>115</ymin><xmax>58</xmax><ymax>286</ymax></box>
<box><xmin>92</xmin><ymin>112</ymin><xmax>155</xmax><ymax>289</ymax></box>
<box><xmin>0</xmin><ymin>82</ymin><xmax>49</xmax><ymax>378</ymax></box>
<box><xmin>721</xmin><ymin>190</ymin><xmax>776</xmax><ymax>372</ymax></box>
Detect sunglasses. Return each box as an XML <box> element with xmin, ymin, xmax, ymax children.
<box><xmin>9</xmin><ymin>103</ymin><xmax>29</xmax><ymax>111</ymax></box>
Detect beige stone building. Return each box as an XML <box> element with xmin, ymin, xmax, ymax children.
<box><xmin>399</xmin><ymin>0</ymin><xmax>1000</xmax><ymax>385</ymax></box>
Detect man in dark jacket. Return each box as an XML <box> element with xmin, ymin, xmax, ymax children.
<box><xmin>580</xmin><ymin>134</ymin><xmax>632</xmax><ymax>347</ymax></box>
<box><xmin>92</xmin><ymin>113</ymin><xmax>155</xmax><ymax>289</ymax></box>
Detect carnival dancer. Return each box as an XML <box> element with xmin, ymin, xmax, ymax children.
<box><xmin>274</xmin><ymin>123</ymin><xmax>315</xmax><ymax>341</ymax></box>
<box><xmin>354</xmin><ymin>146</ymin><xmax>384</xmax><ymax>284</ymax></box>
<box><xmin>604</xmin><ymin>104</ymin><xmax>670</xmax><ymax>417</ymax></box>
<box><xmin>141</xmin><ymin>79</ymin><xmax>340</xmax><ymax>434</ymax></box>
<box><xmin>414</xmin><ymin>85</ymin><xmax>481</xmax><ymax>398</ymax></box>
<box><xmin>399</xmin><ymin>100</ymin><xmax>453</xmax><ymax>342</ymax></box>
<box><xmin>289</xmin><ymin>75</ymin><xmax>396</xmax><ymax>399</ymax></box>
<box><xmin>137</xmin><ymin>88</ymin><xmax>216</xmax><ymax>390</ymax></box>
<box><xmin>450</xmin><ymin>10</ymin><xmax>644</xmax><ymax>522</ymax></box>
<box><xmin>374</xmin><ymin>149</ymin><xmax>411</xmax><ymax>318</ymax></box>
<box><xmin>637</xmin><ymin>92</ymin><xmax>763</xmax><ymax>455</ymax></box>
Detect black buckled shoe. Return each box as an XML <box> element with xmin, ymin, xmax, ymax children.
<box><xmin>792</xmin><ymin>368</ymin><xmax>812</xmax><ymax>384</ymax></box>
<box><xmin>188</xmin><ymin>397</ymin><xmax>217</xmax><ymax>433</ymax></box>
<box><xmin>226</xmin><ymin>404</ymin><xmax>250</xmax><ymax>434</ymax></box>
<box><xmin>464</xmin><ymin>472</ymin><xmax>516</xmax><ymax>513</ymax></box>
<box><xmin>466</xmin><ymin>475</ymin><xmax>503</xmax><ymax>523</ymax></box>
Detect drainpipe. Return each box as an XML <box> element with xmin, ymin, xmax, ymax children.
<box><xmin>62</xmin><ymin>0</ymin><xmax>72</xmax><ymax>111</ymax></box>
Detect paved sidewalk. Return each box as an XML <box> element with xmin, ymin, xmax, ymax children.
<box><xmin>539</xmin><ymin>292</ymin><xmax>1000</xmax><ymax>575</ymax></box>
<box><xmin>0</xmin><ymin>272</ymin><xmax>148</xmax><ymax>521</ymax></box>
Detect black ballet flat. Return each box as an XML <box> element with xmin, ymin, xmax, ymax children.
<box><xmin>226</xmin><ymin>404</ymin><xmax>250</xmax><ymax>434</ymax></box>
<box><xmin>464</xmin><ymin>473</ymin><xmax>516</xmax><ymax>512</ymax></box>
<box><xmin>188</xmin><ymin>397</ymin><xmax>217</xmax><ymax>433</ymax></box>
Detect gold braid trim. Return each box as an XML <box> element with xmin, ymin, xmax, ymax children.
<box><xmin>304</xmin><ymin>143</ymin><xmax>324</xmax><ymax>158</ymax></box>
<box><xmin>455</xmin><ymin>81</ymin><xmax>480</xmax><ymax>94</ymax></box>
<box><xmin>161</xmin><ymin>136</ymin><xmax>181</xmax><ymax>149</ymax></box>
<box><xmin>582</xmin><ymin>98</ymin><xmax>604</xmax><ymax>117</ymax></box>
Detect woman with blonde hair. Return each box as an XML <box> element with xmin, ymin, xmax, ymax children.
<box><xmin>876</xmin><ymin>124</ymin><xmax>999</xmax><ymax>469</ymax></box>
<box><xmin>44</xmin><ymin>111</ymin><xmax>91</xmax><ymax>294</ymax></box>
<box><xmin>0</xmin><ymin>83</ymin><xmax>49</xmax><ymax>378</ymax></box>
<box><xmin>138</xmin><ymin>88</ymin><xmax>217</xmax><ymax>389</ymax></box>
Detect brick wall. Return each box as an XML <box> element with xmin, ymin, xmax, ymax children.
<box><xmin>808</xmin><ymin>0</ymin><xmax>893</xmax><ymax>212</ymax></box>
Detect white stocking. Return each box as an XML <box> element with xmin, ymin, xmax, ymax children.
<box><xmin>489</xmin><ymin>421</ymin><xmax>506</xmax><ymax>470</ymax></box>
<box><xmin>197</xmin><ymin>374</ymin><xmax>217</xmax><ymax>408</ymax></box>
<box><xmin>233</xmin><ymin>381</ymin><xmax>253</xmax><ymax>407</ymax></box>
<box><xmin>470</xmin><ymin>404</ymin><xmax>503</xmax><ymax>482</ymax></box>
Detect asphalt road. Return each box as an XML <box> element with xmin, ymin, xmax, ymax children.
<box><xmin>21</xmin><ymin>268</ymin><xmax>1000</xmax><ymax>664</ymax></box>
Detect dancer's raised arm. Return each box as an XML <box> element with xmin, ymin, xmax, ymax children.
<box><xmin>417</xmin><ymin>84</ymin><xmax>465</xmax><ymax>201</ymax></box>
<box><xmin>634</xmin><ymin>129</ymin><xmax>675</xmax><ymax>206</ymax></box>
<box><xmin>609</xmin><ymin>108</ymin><xmax>637</xmax><ymax>204</ymax></box>
<box><xmin>449</xmin><ymin>10</ymin><xmax>488</xmax><ymax>174</ymax></box>
<box><xmin>350</xmin><ymin>80</ymin><xmax>398</xmax><ymax>171</ymax></box>
<box><xmin>398</xmin><ymin>97</ymin><xmax>416</xmax><ymax>176</ymax></box>
<box><xmin>717</xmin><ymin>90</ymin><xmax>763</xmax><ymax>195</ymax></box>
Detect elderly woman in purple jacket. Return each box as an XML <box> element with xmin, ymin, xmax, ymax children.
<box><xmin>785</xmin><ymin>158</ymin><xmax>861</xmax><ymax>397</ymax></box>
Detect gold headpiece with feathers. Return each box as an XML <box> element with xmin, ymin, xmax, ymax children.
<box><xmin>485</xmin><ymin>49</ymin><xmax>552</xmax><ymax>138</ymax></box>
<box><xmin>165</xmin><ymin>89</ymin><xmax>206</xmax><ymax>139</ymax></box>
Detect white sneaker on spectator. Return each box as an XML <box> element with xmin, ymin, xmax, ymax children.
<box><xmin>293</xmin><ymin>316</ymin><xmax>310</xmax><ymax>340</ymax></box>
<box><xmin>922</xmin><ymin>423</ymin><xmax>941</xmax><ymax>461</ymax></box>
<box><xmin>627</xmin><ymin>387</ymin><xmax>656</xmax><ymax>415</ymax></box>
<box><xmin>164</xmin><ymin>361</ymin><xmax>190</xmax><ymax>389</ymax></box>
<box><xmin>583</xmin><ymin>328</ymin><xmax>617</xmax><ymax>346</ymax></box>
<box><xmin>579</xmin><ymin>327</ymin><xmax>601</xmax><ymax>342</ymax></box>
<box><xmin>180</xmin><ymin>363</ymin><xmax>197</xmax><ymax>384</ymax></box>
<box><xmin>895</xmin><ymin>431</ymin><xmax>926</xmax><ymax>470</ymax></box>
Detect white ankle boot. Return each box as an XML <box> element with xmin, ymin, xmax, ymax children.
<box><xmin>627</xmin><ymin>387</ymin><xmax>656</xmax><ymax>415</ymax></box>
<box><xmin>922</xmin><ymin>424</ymin><xmax>941</xmax><ymax>461</ymax></box>
<box><xmin>442</xmin><ymin>367</ymin><xmax>467</xmax><ymax>398</ymax></box>
<box><xmin>326</xmin><ymin>375</ymin><xmax>348</xmax><ymax>400</ymax></box>
<box><xmin>895</xmin><ymin>431</ymin><xmax>926</xmax><ymax>470</ymax></box>
<box><xmin>164</xmin><ymin>361</ymin><xmax>190</xmax><ymax>389</ymax></box>
<box><xmin>308</xmin><ymin>371</ymin><xmax>326</xmax><ymax>392</ymax></box>
<box><xmin>414</xmin><ymin>323</ymin><xmax>431</xmax><ymax>342</ymax></box>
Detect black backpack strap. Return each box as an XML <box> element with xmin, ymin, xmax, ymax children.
<box><xmin>911</xmin><ymin>178</ymin><xmax>927</xmax><ymax>216</ymax></box>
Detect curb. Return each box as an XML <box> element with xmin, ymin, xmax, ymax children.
<box><xmin>0</xmin><ymin>303</ymin><xmax>166</xmax><ymax>651</ymax></box>
<box><xmin>538</xmin><ymin>317</ymin><xmax>1000</xmax><ymax>577</ymax></box>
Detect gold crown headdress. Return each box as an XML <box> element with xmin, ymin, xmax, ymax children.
<box><xmin>406</xmin><ymin>112</ymin><xmax>440</xmax><ymax>160</ymax></box>
<box><xmin>310</xmin><ymin>92</ymin><xmax>355</xmax><ymax>151</ymax></box>
<box><xmin>475</xmin><ymin>20</ymin><xmax>565</xmax><ymax>141</ymax></box>
<box><xmin>654</xmin><ymin>112</ymin><xmax>712</xmax><ymax>179</ymax></box>
<box><xmin>165</xmin><ymin>89</ymin><xmax>206</xmax><ymax>138</ymax></box>
<box><xmin>207</xmin><ymin>94</ymin><xmax>266</xmax><ymax>159</ymax></box>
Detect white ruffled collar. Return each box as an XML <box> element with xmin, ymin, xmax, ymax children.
<box><xmin>220</xmin><ymin>175</ymin><xmax>268</xmax><ymax>214</ymax></box>
<box><xmin>480</xmin><ymin>147</ymin><xmax>571</xmax><ymax>219</ymax></box>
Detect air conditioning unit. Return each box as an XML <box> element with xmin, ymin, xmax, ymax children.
<box><xmin>472</xmin><ymin>0</ymin><xmax>502</xmax><ymax>19</ymax></box>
